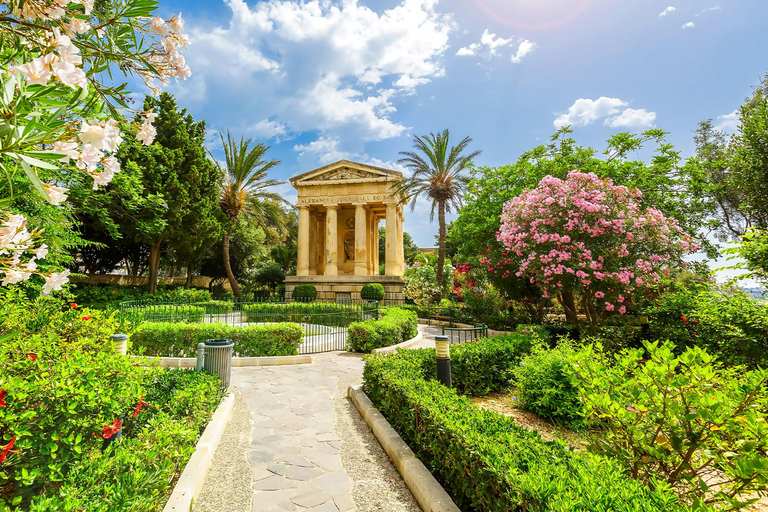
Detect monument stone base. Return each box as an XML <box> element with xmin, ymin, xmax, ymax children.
<box><xmin>285</xmin><ymin>275</ymin><xmax>404</xmax><ymax>303</ymax></box>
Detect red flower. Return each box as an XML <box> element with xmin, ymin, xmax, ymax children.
<box><xmin>680</xmin><ymin>316</ymin><xmax>688</xmax><ymax>323</ymax></box>
<box><xmin>691</xmin><ymin>320</ymin><xmax>698</xmax><ymax>326</ymax></box>
<box><xmin>70</xmin><ymin>302</ymin><xmax>78</xmax><ymax>308</ymax></box>
<box><xmin>82</xmin><ymin>316</ymin><xmax>93</xmax><ymax>321</ymax></box>
<box><xmin>27</xmin><ymin>353</ymin><xmax>37</xmax><ymax>361</ymax></box>
<box><xmin>100</xmin><ymin>418</ymin><xmax>122</xmax><ymax>439</ymax></box>
<box><xmin>113</xmin><ymin>289</ymin><xmax>118</xmax><ymax>293</ymax></box>
<box><xmin>0</xmin><ymin>390</ymin><xmax>6</xmax><ymax>406</ymax></box>
<box><xmin>133</xmin><ymin>398</ymin><xmax>149</xmax><ymax>418</ymax></box>
<box><xmin>0</xmin><ymin>436</ymin><xmax>16</xmax><ymax>464</ymax></box>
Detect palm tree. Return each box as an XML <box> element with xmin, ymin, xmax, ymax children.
<box><xmin>214</xmin><ymin>131</ymin><xmax>285</xmax><ymax>298</ymax></box>
<box><xmin>395</xmin><ymin>129</ymin><xmax>481</xmax><ymax>289</ymax></box>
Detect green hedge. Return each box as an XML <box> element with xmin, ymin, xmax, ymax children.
<box><xmin>292</xmin><ymin>284</ymin><xmax>317</xmax><ymax>302</ymax></box>
<box><xmin>132</xmin><ymin>322</ymin><xmax>303</xmax><ymax>357</ymax></box>
<box><xmin>360</xmin><ymin>283</ymin><xmax>385</xmax><ymax>301</ymax></box>
<box><xmin>195</xmin><ymin>300</ymin><xmax>234</xmax><ymax>314</ymax></box>
<box><xmin>127</xmin><ymin>304</ymin><xmax>206</xmax><ymax>324</ymax></box>
<box><xmin>346</xmin><ymin>308</ymin><xmax>418</xmax><ymax>353</ymax></box>
<box><xmin>242</xmin><ymin>302</ymin><xmax>372</xmax><ymax>327</ymax></box>
<box><xmin>362</xmin><ymin>337</ymin><xmax>695</xmax><ymax>512</ymax></box>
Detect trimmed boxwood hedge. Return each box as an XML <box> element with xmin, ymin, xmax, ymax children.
<box><xmin>362</xmin><ymin>336</ymin><xmax>696</xmax><ymax>512</ymax></box>
<box><xmin>360</xmin><ymin>283</ymin><xmax>385</xmax><ymax>301</ymax></box>
<box><xmin>292</xmin><ymin>284</ymin><xmax>317</xmax><ymax>302</ymax></box>
<box><xmin>242</xmin><ymin>302</ymin><xmax>373</xmax><ymax>327</ymax></box>
<box><xmin>132</xmin><ymin>322</ymin><xmax>303</xmax><ymax>357</ymax></box>
<box><xmin>346</xmin><ymin>307</ymin><xmax>418</xmax><ymax>353</ymax></box>
<box><xmin>129</xmin><ymin>304</ymin><xmax>206</xmax><ymax>324</ymax></box>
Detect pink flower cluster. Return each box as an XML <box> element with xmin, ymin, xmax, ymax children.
<box><xmin>497</xmin><ymin>171</ymin><xmax>699</xmax><ymax>313</ymax></box>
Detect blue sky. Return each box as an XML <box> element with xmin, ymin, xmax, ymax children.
<box><xmin>144</xmin><ymin>0</ymin><xmax>767</xmax><ymax>251</ymax></box>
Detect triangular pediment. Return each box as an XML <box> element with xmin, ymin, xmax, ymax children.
<box><xmin>290</xmin><ymin>160</ymin><xmax>403</xmax><ymax>186</ymax></box>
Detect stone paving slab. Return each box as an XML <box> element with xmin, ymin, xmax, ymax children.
<box><xmin>201</xmin><ymin>325</ymin><xmax>442</xmax><ymax>512</ymax></box>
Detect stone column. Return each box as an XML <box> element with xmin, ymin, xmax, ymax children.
<box><xmin>325</xmin><ymin>204</ymin><xmax>338</xmax><ymax>276</ymax></box>
<box><xmin>354</xmin><ymin>204</ymin><xmax>368</xmax><ymax>275</ymax></box>
<box><xmin>396</xmin><ymin>206</ymin><xmax>404</xmax><ymax>274</ymax></box>
<box><xmin>308</xmin><ymin>211</ymin><xmax>317</xmax><ymax>275</ymax></box>
<box><xmin>385</xmin><ymin>203</ymin><xmax>398</xmax><ymax>275</ymax></box>
<box><xmin>297</xmin><ymin>206</ymin><xmax>310</xmax><ymax>276</ymax></box>
<box><xmin>316</xmin><ymin>214</ymin><xmax>325</xmax><ymax>275</ymax></box>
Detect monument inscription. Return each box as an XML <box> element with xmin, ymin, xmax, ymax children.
<box><xmin>298</xmin><ymin>195</ymin><xmax>383</xmax><ymax>205</ymax></box>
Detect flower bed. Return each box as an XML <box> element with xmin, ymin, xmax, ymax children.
<box><xmin>131</xmin><ymin>322</ymin><xmax>303</xmax><ymax>357</ymax></box>
<box><xmin>362</xmin><ymin>335</ymin><xmax>693</xmax><ymax>512</ymax></box>
<box><xmin>346</xmin><ymin>307</ymin><xmax>418</xmax><ymax>353</ymax></box>
<box><xmin>0</xmin><ymin>336</ymin><xmax>223</xmax><ymax>511</ymax></box>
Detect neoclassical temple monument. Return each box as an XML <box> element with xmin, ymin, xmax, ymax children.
<box><xmin>284</xmin><ymin>160</ymin><xmax>406</xmax><ymax>301</ymax></box>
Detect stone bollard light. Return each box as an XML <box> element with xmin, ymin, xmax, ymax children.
<box><xmin>435</xmin><ymin>335</ymin><xmax>452</xmax><ymax>388</ymax></box>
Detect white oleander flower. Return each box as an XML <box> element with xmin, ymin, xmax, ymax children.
<box><xmin>103</xmin><ymin>155</ymin><xmax>121</xmax><ymax>174</ymax></box>
<box><xmin>149</xmin><ymin>15</ymin><xmax>170</xmax><ymax>36</ymax></box>
<box><xmin>51</xmin><ymin>60</ymin><xmax>88</xmax><ymax>90</ymax></box>
<box><xmin>52</xmin><ymin>141</ymin><xmax>80</xmax><ymax>163</ymax></box>
<box><xmin>34</xmin><ymin>244</ymin><xmax>49</xmax><ymax>260</ymax></box>
<box><xmin>15</xmin><ymin>58</ymin><xmax>52</xmax><ymax>86</ymax></box>
<box><xmin>168</xmin><ymin>13</ymin><xmax>184</xmax><ymax>33</ymax></box>
<box><xmin>45</xmin><ymin>183</ymin><xmax>69</xmax><ymax>205</ymax></box>
<box><xmin>43</xmin><ymin>269</ymin><xmax>70</xmax><ymax>294</ymax></box>
<box><xmin>78</xmin><ymin>120</ymin><xmax>107</xmax><ymax>149</ymax></box>
<box><xmin>102</xmin><ymin>120</ymin><xmax>123</xmax><ymax>152</ymax></box>
<box><xmin>77</xmin><ymin>143</ymin><xmax>103</xmax><ymax>172</ymax></box>
<box><xmin>2</xmin><ymin>269</ymin><xmax>26</xmax><ymax>286</ymax></box>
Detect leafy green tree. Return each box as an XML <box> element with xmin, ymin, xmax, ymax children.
<box><xmin>378</xmin><ymin>227</ymin><xmax>421</xmax><ymax>269</ymax></box>
<box><xmin>215</xmin><ymin>131</ymin><xmax>285</xmax><ymax>298</ymax></box>
<box><xmin>74</xmin><ymin>93</ymin><xmax>224</xmax><ymax>293</ymax></box>
<box><xmin>394</xmin><ymin>129</ymin><xmax>481</xmax><ymax>289</ymax></box>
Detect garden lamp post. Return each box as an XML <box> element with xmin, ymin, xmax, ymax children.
<box><xmin>435</xmin><ymin>335</ymin><xmax>452</xmax><ymax>388</ymax></box>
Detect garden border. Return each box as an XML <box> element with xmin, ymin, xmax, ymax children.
<box><xmin>131</xmin><ymin>354</ymin><xmax>312</xmax><ymax>368</ymax></box>
<box><xmin>370</xmin><ymin>332</ymin><xmax>423</xmax><ymax>354</ymax></box>
<box><xmin>163</xmin><ymin>391</ymin><xmax>235</xmax><ymax>512</ymax></box>
<box><xmin>347</xmin><ymin>385</ymin><xmax>460</xmax><ymax>512</ymax></box>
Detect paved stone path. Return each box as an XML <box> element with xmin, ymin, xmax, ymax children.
<box><xmin>206</xmin><ymin>324</ymin><xmax>442</xmax><ymax>512</ymax></box>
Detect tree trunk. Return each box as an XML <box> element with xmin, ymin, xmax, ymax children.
<box><xmin>185</xmin><ymin>260</ymin><xmax>194</xmax><ymax>289</ymax></box>
<box><xmin>223</xmin><ymin>225</ymin><xmax>242</xmax><ymax>299</ymax></box>
<box><xmin>436</xmin><ymin>200</ymin><xmax>446</xmax><ymax>297</ymax></box>
<box><xmin>559</xmin><ymin>290</ymin><xmax>581</xmax><ymax>331</ymax></box>
<box><xmin>148</xmin><ymin>237</ymin><xmax>163</xmax><ymax>295</ymax></box>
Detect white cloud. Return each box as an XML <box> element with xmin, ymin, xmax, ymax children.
<box><xmin>511</xmin><ymin>40</ymin><xmax>536</xmax><ymax>64</ymax></box>
<box><xmin>170</xmin><ymin>0</ymin><xmax>454</xmax><ymax>161</ymax></box>
<box><xmin>605</xmin><ymin>108</ymin><xmax>656</xmax><ymax>128</ymax></box>
<box><xmin>697</xmin><ymin>6</ymin><xmax>722</xmax><ymax>16</ymax></box>
<box><xmin>456</xmin><ymin>29</ymin><xmax>514</xmax><ymax>59</ymax></box>
<box><xmin>682</xmin><ymin>21</ymin><xmax>695</xmax><ymax>28</ymax></box>
<box><xmin>659</xmin><ymin>6</ymin><xmax>676</xmax><ymax>17</ymax></box>
<box><xmin>554</xmin><ymin>98</ymin><xmax>657</xmax><ymax>130</ymax></box>
<box><xmin>715</xmin><ymin>109</ymin><xmax>739</xmax><ymax>131</ymax></box>
<box><xmin>554</xmin><ymin>97</ymin><xmax>627</xmax><ymax>128</ymax></box>
<box><xmin>293</xmin><ymin>136</ymin><xmax>353</xmax><ymax>165</ymax></box>
<box><xmin>249</xmin><ymin>118</ymin><xmax>287</xmax><ymax>139</ymax></box>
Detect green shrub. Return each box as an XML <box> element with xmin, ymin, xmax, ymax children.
<box><xmin>346</xmin><ymin>307</ymin><xmax>417</xmax><ymax>353</ymax></box>
<box><xmin>362</xmin><ymin>339</ymin><xmax>695</xmax><ymax>512</ymax></box>
<box><xmin>131</xmin><ymin>322</ymin><xmax>303</xmax><ymax>357</ymax></box>
<box><xmin>449</xmin><ymin>334</ymin><xmax>534</xmax><ymax>395</ymax></box>
<box><xmin>194</xmin><ymin>300</ymin><xmax>234</xmax><ymax>315</ymax></box>
<box><xmin>514</xmin><ymin>341</ymin><xmax>586</xmax><ymax>427</ymax></box>
<box><xmin>292</xmin><ymin>284</ymin><xmax>317</xmax><ymax>302</ymax></box>
<box><xmin>128</xmin><ymin>304</ymin><xmax>205</xmax><ymax>324</ymax></box>
<box><xmin>360</xmin><ymin>283</ymin><xmax>385</xmax><ymax>301</ymax></box>
<box><xmin>242</xmin><ymin>302</ymin><xmax>370</xmax><ymax>327</ymax></box>
<box><xmin>573</xmin><ymin>340</ymin><xmax>768</xmax><ymax>510</ymax></box>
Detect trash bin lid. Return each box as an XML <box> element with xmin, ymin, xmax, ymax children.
<box><xmin>205</xmin><ymin>338</ymin><xmax>233</xmax><ymax>346</ymax></box>
<box><xmin>110</xmin><ymin>334</ymin><xmax>128</xmax><ymax>341</ymax></box>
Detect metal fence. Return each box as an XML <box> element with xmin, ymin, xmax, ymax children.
<box><xmin>441</xmin><ymin>323</ymin><xmax>489</xmax><ymax>344</ymax></box>
<box><xmin>119</xmin><ymin>300</ymin><xmax>379</xmax><ymax>354</ymax></box>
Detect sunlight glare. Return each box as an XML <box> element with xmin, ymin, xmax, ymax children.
<box><xmin>474</xmin><ymin>0</ymin><xmax>593</xmax><ymax>30</ymax></box>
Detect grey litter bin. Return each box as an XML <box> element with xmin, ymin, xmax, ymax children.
<box><xmin>203</xmin><ymin>338</ymin><xmax>234</xmax><ymax>390</ymax></box>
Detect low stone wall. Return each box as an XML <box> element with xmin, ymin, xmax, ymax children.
<box><xmin>285</xmin><ymin>275</ymin><xmax>404</xmax><ymax>302</ymax></box>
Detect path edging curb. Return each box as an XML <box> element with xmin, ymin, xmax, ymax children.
<box><xmin>370</xmin><ymin>332</ymin><xmax>423</xmax><ymax>354</ymax></box>
<box><xmin>162</xmin><ymin>392</ymin><xmax>235</xmax><ymax>512</ymax></box>
<box><xmin>132</xmin><ymin>354</ymin><xmax>312</xmax><ymax>368</ymax></box>
<box><xmin>347</xmin><ymin>385</ymin><xmax>460</xmax><ymax>512</ymax></box>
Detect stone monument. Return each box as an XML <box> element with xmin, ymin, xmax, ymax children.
<box><xmin>284</xmin><ymin>160</ymin><xmax>406</xmax><ymax>302</ymax></box>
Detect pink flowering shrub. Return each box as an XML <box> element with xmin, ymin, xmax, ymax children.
<box><xmin>497</xmin><ymin>171</ymin><xmax>699</xmax><ymax>331</ymax></box>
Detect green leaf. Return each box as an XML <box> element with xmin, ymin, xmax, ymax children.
<box><xmin>16</xmin><ymin>157</ymin><xmax>50</xmax><ymax>202</ymax></box>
